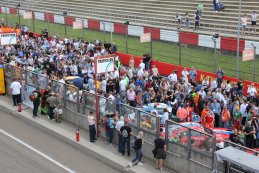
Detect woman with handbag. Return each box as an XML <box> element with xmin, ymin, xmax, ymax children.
<box><xmin>129</xmin><ymin>131</ymin><xmax>144</xmax><ymax>167</ymax></box>
<box><xmin>154</xmin><ymin>133</ymin><xmax>167</xmax><ymax>171</ymax></box>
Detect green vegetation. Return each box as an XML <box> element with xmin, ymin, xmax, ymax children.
<box><xmin>1</xmin><ymin>13</ymin><xmax>258</xmax><ymax>81</ymax></box>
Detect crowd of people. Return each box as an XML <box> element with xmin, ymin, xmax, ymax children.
<box><xmin>3</xmin><ymin>23</ymin><xmax>259</xmax><ymax>165</ymax></box>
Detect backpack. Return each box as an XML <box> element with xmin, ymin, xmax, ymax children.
<box><xmin>106</xmin><ymin>118</ymin><xmax>111</xmax><ymax>129</ymax></box>
<box><xmin>122</xmin><ymin>128</ymin><xmax>129</xmax><ymax>138</ymax></box>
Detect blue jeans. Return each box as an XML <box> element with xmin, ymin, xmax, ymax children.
<box><xmin>186</xmin><ymin>20</ymin><xmax>190</xmax><ymax>28</ymax></box>
<box><xmin>118</xmin><ymin>133</ymin><xmax>123</xmax><ymax>153</ymax></box>
<box><xmin>132</xmin><ymin>149</ymin><xmax>143</xmax><ymax>163</ymax></box>
<box><xmin>108</xmin><ymin>128</ymin><xmax>114</xmax><ymax>144</ymax></box>
<box><xmin>220</xmin><ymin>121</ymin><xmax>229</xmax><ymax>128</ymax></box>
<box><xmin>48</xmin><ymin>106</ymin><xmax>54</xmax><ymax>119</ymax></box>
<box><xmin>217</xmin><ymin>78</ymin><xmax>222</xmax><ymax>88</ymax></box>
<box><xmin>214</xmin><ymin>3</ymin><xmax>218</xmax><ymax>11</ymax></box>
<box><xmin>144</xmin><ymin>62</ymin><xmax>150</xmax><ymax>71</ymax></box>
<box><xmin>121</xmin><ymin>137</ymin><xmax>130</xmax><ymax>155</ymax></box>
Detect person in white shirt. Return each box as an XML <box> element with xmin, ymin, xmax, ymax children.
<box><xmin>247</xmin><ymin>83</ymin><xmax>257</xmax><ymax>97</ymax></box>
<box><xmin>211</xmin><ymin>78</ymin><xmax>217</xmax><ymax>90</ymax></box>
<box><xmin>251</xmin><ymin>11</ymin><xmax>258</xmax><ymax>33</ymax></box>
<box><xmin>168</xmin><ymin>70</ymin><xmax>177</xmax><ymax>83</ymax></box>
<box><xmin>137</xmin><ymin>67</ymin><xmax>144</xmax><ymax>78</ymax></box>
<box><xmin>113</xmin><ymin>67</ymin><xmax>119</xmax><ymax>79</ymax></box>
<box><xmin>127</xmin><ymin>68</ymin><xmax>133</xmax><ymax>79</ymax></box>
<box><xmin>10</xmin><ymin>79</ymin><xmax>22</xmax><ymax>107</ymax></box>
<box><xmin>162</xmin><ymin>108</ymin><xmax>169</xmax><ymax>125</ymax></box>
<box><xmin>88</xmin><ymin>111</ymin><xmax>97</xmax><ymax>142</ymax></box>
<box><xmin>241</xmin><ymin>14</ymin><xmax>248</xmax><ymax>36</ymax></box>
<box><xmin>240</xmin><ymin>101</ymin><xmax>248</xmax><ymax>118</ymax></box>
<box><xmin>119</xmin><ymin>77</ymin><xmax>127</xmax><ymax>93</ymax></box>
<box><xmin>198</xmin><ymin>87</ymin><xmax>206</xmax><ymax>99</ymax></box>
<box><xmin>128</xmin><ymin>109</ymin><xmax>136</xmax><ymax>122</ymax></box>
<box><xmin>151</xmin><ymin>65</ymin><xmax>159</xmax><ymax>78</ymax></box>
<box><xmin>101</xmin><ymin>78</ymin><xmax>107</xmax><ymax>93</ymax></box>
<box><xmin>139</xmin><ymin>60</ymin><xmax>145</xmax><ymax>70</ymax></box>
<box><xmin>181</xmin><ymin>68</ymin><xmax>189</xmax><ymax>84</ymax></box>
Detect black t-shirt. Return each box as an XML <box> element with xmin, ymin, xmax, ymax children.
<box><xmin>134</xmin><ymin>138</ymin><xmax>142</xmax><ymax>150</ymax></box>
<box><xmin>120</xmin><ymin>126</ymin><xmax>131</xmax><ymax>138</ymax></box>
<box><xmin>154</xmin><ymin>137</ymin><xmax>165</xmax><ymax>150</ymax></box>
<box><xmin>237</xmin><ymin>81</ymin><xmax>243</xmax><ymax>90</ymax></box>
<box><xmin>229</xmin><ymin>133</ymin><xmax>240</xmax><ymax>144</ymax></box>
<box><xmin>244</xmin><ymin>126</ymin><xmax>253</xmax><ymax>138</ymax></box>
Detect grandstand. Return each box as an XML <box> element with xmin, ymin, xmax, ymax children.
<box><xmin>2</xmin><ymin>0</ymin><xmax>259</xmax><ymax>39</ymax></box>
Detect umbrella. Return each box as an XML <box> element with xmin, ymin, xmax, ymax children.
<box><xmin>73</xmin><ymin>77</ymin><xmax>84</xmax><ymax>90</ymax></box>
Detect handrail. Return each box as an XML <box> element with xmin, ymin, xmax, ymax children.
<box><xmin>224</xmin><ymin>140</ymin><xmax>259</xmax><ymax>156</ymax></box>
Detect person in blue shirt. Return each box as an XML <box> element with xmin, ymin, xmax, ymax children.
<box><xmin>210</xmin><ymin>99</ymin><xmax>221</xmax><ymax>127</ymax></box>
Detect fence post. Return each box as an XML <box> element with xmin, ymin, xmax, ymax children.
<box><xmin>178</xmin><ymin>32</ymin><xmax>182</xmax><ymax>66</ymax></box>
<box><xmin>64</xmin><ymin>84</ymin><xmax>67</xmax><ymax>107</ymax></box>
<box><xmin>165</xmin><ymin>120</ymin><xmax>169</xmax><ymax>150</ymax></box>
<box><xmin>10</xmin><ymin>67</ymin><xmax>14</xmax><ymax>81</ymax></box>
<box><xmin>137</xmin><ymin>110</ymin><xmax>140</xmax><ymax>129</ymax></box>
<box><xmin>32</xmin><ymin>11</ymin><xmax>35</xmax><ymax>33</ymax></box>
<box><xmin>156</xmin><ymin>116</ymin><xmax>160</xmax><ymax>138</ymax></box>
<box><xmin>47</xmin><ymin>13</ymin><xmax>50</xmax><ymax>35</ymax></box>
<box><xmin>77</xmin><ymin>88</ymin><xmax>80</xmax><ymax>112</ymax></box>
<box><xmin>5</xmin><ymin>6</ymin><xmax>8</xmax><ymax>26</ymax></box>
<box><xmin>82</xmin><ymin>91</ymin><xmax>86</xmax><ymax>114</ymax></box>
<box><xmin>211</xmin><ymin>137</ymin><xmax>217</xmax><ymax>171</ymax></box>
<box><xmin>24</xmin><ymin>70</ymin><xmax>28</xmax><ymax>85</ymax></box>
<box><xmin>82</xmin><ymin>18</ymin><xmax>85</xmax><ymax>41</ymax></box>
<box><xmin>187</xmin><ymin>128</ymin><xmax>191</xmax><ymax>158</ymax></box>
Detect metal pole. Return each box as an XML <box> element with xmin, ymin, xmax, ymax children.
<box><xmin>178</xmin><ymin>32</ymin><xmax>182</xmax><ymax>66</ymax></box>
<box><xmin>64</xmin><ymin>15</ymin><xmax>67</xmax><ymax>36</ymax></box>
<box><xmin>47</xmin><ymin>13</ymin><xmax>50</xmax><ymax>35</ymax></box>
<box><xmin>125</xmin><ymin>25</ymin><xmax>128</xmax><ymax>54</ymax></box>
<box><xmin>103</xmin><ymin>22</ymin><xmax>106</xmax><ymax>42</ymax></box>
<box><xmin>150</xmin><ymin>32</ymin><xmax>153</xmax><ymax>57</ymax></box>
<box><xmin>109</xmin><ymin>10</ymin><xmax>112</xmax><ymax>42</ymax></box>
<box><xmin>5</xmin><ymin>6</ymin><xmax>8</xmax><ymax>26</ymax></box>
<box><xmin>32</xmin><ymin>11</ymin><xmax>35</xmax><ymax>32</ymax></box>
<box><xmin>213</xmin><ymin>38</ymin><xmax>217</xmax><ymax>73</ymax></box>
<box><xmin>18</xmin><ymin>8</ymin><xmax>21</xmax><ymax>27</ymax></box>
<box><xmin>236</xmin><ymin>0</ymin><xmax>241</xmax><ymax>78</ymax></box>
<box><xmin>251</xmin><ymin>43</ymin><xmax>256</xmax><ymax>81</ymax></box>
<box><xmin>82</xmin><ymin>18</ymin><xmax>85</xmax><ymax>41</ymax></box>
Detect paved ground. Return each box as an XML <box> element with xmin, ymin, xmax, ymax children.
<box><xmin>0</xmin><ymin>111</ymin><xmax>120</xmax><ymax>173</ymax></box>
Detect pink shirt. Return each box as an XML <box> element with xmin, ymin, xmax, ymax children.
<box><xmin>127</xmin><ymin>90</ymin><xmax>136</xmax><ymax>101</ymax></box>
<box><xmin>88</xmin><ymin>115</ymin><xmax>95</xmax><ymax>126</ymax></box>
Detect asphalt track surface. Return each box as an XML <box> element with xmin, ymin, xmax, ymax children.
<box><xmin>0</xmin><ymin>111</ymin><xmax>120</xmax><ymax>173</ymax></box>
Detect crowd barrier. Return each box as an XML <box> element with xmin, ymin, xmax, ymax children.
<box><xmin>4</xmin><ymin>64</ymin><xmax>220</xmax><ymax>173</ymax></box>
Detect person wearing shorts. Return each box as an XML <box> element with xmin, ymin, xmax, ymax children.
<box><xmin>154</xmin><ymin>134</ymin><xmax>166</xmax><ymax>171</ymax></box>
<box><xmin>241</xmin><ymin>14</ymin><xmax>248</xmax><ymax>36</ymax></box>
<box><xmin>251</xmin><ymin>11</ymin><xmax>258</xmax><ymax>33</ymax></box>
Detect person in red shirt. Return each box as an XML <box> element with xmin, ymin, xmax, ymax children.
<box><xmin>185</xmin><ymin>103</ymin><xmax>193</xmax><ymax>122</ymax></box>
<box><xmin>177</xmin><ymin>104</ymin><xmax>188</xmax><ymax>122</ymax></box>
<box><xmin>204</xmin><ymin>110</ymin><xmax>214</xmax><ymax>129</ymax></box>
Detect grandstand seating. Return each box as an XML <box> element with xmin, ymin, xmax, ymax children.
<box><xmin>1</xmin><ymin>0</ymin><xmax>259</xmax><ymax>38</ymax></box>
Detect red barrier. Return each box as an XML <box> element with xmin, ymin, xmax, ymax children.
<box><xmin>9</xmin><ymin>8</ymin><xmax>17</xmax><ymax>14</ymax></box>
<box><xmin>44</xmin><ymin>13</ymin><xmax>54</xmax><ymax>23</ymax></box>
<box><xmin>88</xmin><ymin>19</ymin><xmax>100</xmax><ymax>30</ymax></box>
<box><xmin>114</xmin><ymin>23</ymin><xmax>127</xmax><ymax>34</ymax></box>
<box><xmin>116</xmin><ymin>52</ymin><xmax>258</xmax><ymax>95</ymax></box>
<box><xmin>144</xmin><ymin>27</ymin><xmax>160</xmax><ymax>40</ymax></box>
<box><xmin>65</xmin><ymin>16</ymin><xmax>75</xmax><ymax>26</ymax></box>
<box><xmin>221</xmin><ymin>37</ymin><xmax>245</xmax><ymax>52</ymax></box>
<box><xmin>180</xmin><ymin>32</ymin><xmax>199</xmax><ymax>45</ymax></box>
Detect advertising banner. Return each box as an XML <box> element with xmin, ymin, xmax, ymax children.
<box><xmin>0</xmin><ymin>32</ymin><xmax>17</xmax><ymax>45</ymax></box>
<box><xmin>73</xmin><ymin>21</ymin><xmax>83</xmax><ymax>29</ymax></box>
<box><xmin>23</xmin><ymin>11</ymin><xmax>32</xmax><ymax>19</ymax></box>
<box><xmin>242</xmin><ymin>49</ymin><xmax>254</xmax><ymax>61</ymax></box>
<box><xmin>140</xmin><ymin>33</ymin><xmax>151</xmax><ymax>43</ymax></box>
<box><xmin>96</xmin><ymin>56</ymin><xmax>115</xmax><ymax>74</ymax></box>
